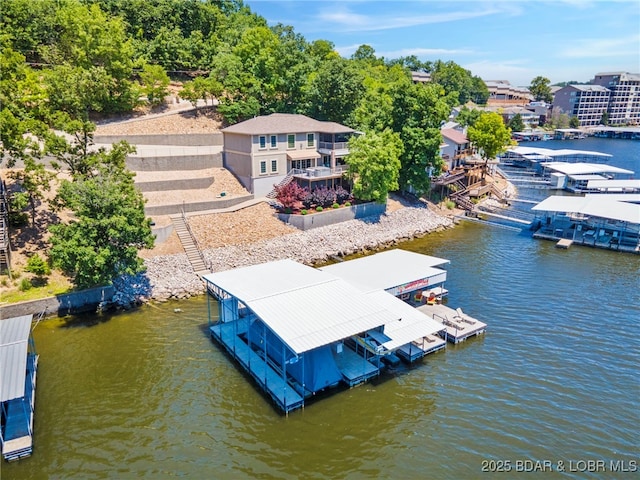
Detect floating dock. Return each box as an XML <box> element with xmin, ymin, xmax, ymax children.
<box><xmin>417</xmin><ymin>304</ymin><xmax>487</xmax><ymax>344</ymax></box>
<box><xmin>1</xmin><ymin>314</ymin><xmax>38</xmax><ymax>461</ymax></box>
<box><xmin>205</xmin><ymin>250</ymin><xmax>487</xmax><ymax>412</ymax></box>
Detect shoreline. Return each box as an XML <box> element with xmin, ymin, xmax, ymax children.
<box><xmin>112</xmin><ymin>201</ymin><xmax>456</xmax><ymax>306</ymax></box>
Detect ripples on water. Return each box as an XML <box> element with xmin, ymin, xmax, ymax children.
<box><xmin>7</xmin><ymin>140</ymin><xmax>640</xmax><ymax>479</ymax></box>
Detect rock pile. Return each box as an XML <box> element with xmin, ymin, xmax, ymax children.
<box><xmin>118</xmin><ymin>204</ymin><xmax>453</xmax><ymax>305</ymax></box>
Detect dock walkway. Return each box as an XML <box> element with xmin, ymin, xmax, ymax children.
<box><xmin>417</xmin><ymin>304</ymin><xmax>487</xmax><ymax>344</ymax></box>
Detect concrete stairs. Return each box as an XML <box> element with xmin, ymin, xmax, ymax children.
<box><xmin>170</xmin><ymin>214</ymin><xmax>210</xmax><ymax>276</ymax></box>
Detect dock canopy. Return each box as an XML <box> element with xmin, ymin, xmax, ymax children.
<box><xmin>540</xmin><ymin>162</ymin><xmax>633</xmax><ymax>177</ymax></box>
<box><xmin>366</xmin><ymin>291</ymin><xmax>444</xmax><ymax>350</ymax></box>
<box><xmin>0</xmin><ymin>315</ymin><xmax>33</xmax><ymax>402</ymax></box>
<box><xmin>320</xmin><ymin>249</ymin><xmax>449</xmax><ymax>294</ymax></box>
<box><xmin>532</xmin><ymin>196</ymin><xmax>640</xmax><ymax>224</ymax></box>
<box><xmin>203</xmin><ymin>260</ymin><xmax>401</xmax><ymax>355</ymax></box>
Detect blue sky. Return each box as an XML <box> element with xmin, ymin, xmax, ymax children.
<box><xmin>244</xmin><ymin>0</ymin><xmax>640</xmax><ymax>87</ymax></box>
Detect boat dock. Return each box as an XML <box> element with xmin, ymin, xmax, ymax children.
<box><xmin>1</xmin><ymin>314</ymin><xmax>38</xmax><ymax>461</ymax></box>
<box><xmin>204</xmin><ymin>250</ymin><xmax>488</xmax><ymax>412</ymax></box>
<box><xmin>417</xmin><ymin>304</ymin><xmax>487</xmax><ymax>344</ymax></box>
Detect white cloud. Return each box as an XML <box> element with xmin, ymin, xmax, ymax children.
<box><xmin>316</xmin><ymin>4</ymin><xmax>501</xmax><ymax>33</ymax></box>
<box><xmin>380</xmin><ymin>47</ymin><xmax>475</xmax><ymax>58</ymax></box>
<box><xmin>462</xmin><ymin>60</ymin><xmax>535</xmax><ymax>86</ymax></box>
<box><xmin>559</xmin><ymin>34</ymin><xmax>640</xmax><ymax>59</ymax></box>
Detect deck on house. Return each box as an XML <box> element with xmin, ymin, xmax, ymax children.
<box><xmin>417</xmin><ymin>304</ymin><xmax>487</xmax><ymax>344</ymax></box>
<box><xmin>2</xmin><ymin>353</ymin><xmax>38</xmax><ymax>461</ymax></box>
<box><xmin>210</xmin><ymin>322</ymin><xmax>304</xmax><ymax>413</ymax></box>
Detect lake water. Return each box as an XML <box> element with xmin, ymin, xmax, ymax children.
<box><xmin>6</xmin><ymin>139</ymin><xmax>639</xmax><ymax>479</ymax></box>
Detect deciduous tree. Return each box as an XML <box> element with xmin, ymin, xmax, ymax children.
<box><xmin>467</xmin><ymin>112</ymin><xmax>513</xmax><ymax>179</ymax></box>
<box><xmin>346</xmin><ymin>130</ymin><xmax>403</xmax><ymax>203</ymax></box>
<box><xmin>49</xmin><ymin>143</ymin><xmax>154</xmax><ymax>288</ymax></box>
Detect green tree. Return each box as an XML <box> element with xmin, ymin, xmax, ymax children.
<box><xmin>49</xmin><ymin>144</ymin><xmax>154</xmax><ymax>288</ymax></box>
<box><xmin>529</xmin><ymin>76</ymin><xmax>553</xmax><ymax>103</ymax></box>
<box><xmin>467</xmin><ymin>112</ymin><xmax>512</xmax><ymax>180</ymax></box>
<box><xmin>569</xmin><ymin>116</ymin><xmax>580</xmax><ymax>128</ymax></box>
<box><xmin>139</xmin><ymin>63</ymin><xmax>170</xmax><ymax>107</ymax></box>
<box><xmin>508</xmin><ymin>113</ymin><xmax>525</xmax><ymax>132</ymax></box>
<box><xmin>456</xmin><ymin>106</ymin><xmax>483</xmax><ymax>127</ymax></box>
<box><xmin>346</xmin><ymin>130</ymin><xmax>403</xmax><ymax>203</ymax></box>
<box><xmin>431</xmin><ymin>60</ymin><xmax>489</xmax><ymax>105</ymax></box>
<box><xmin>8</xmin><ymin>158</ymin><xmax>55</xmax><ymax>226</ymax></box>
<box><xmin>303</xmin><ymin>56</ymin><xmax>364</xmax><ymax>124</ymax></box>
<box><xmin>599</xmin><ymin>111</ymin><xmax>609</xmax><ymax>126</ymax></box>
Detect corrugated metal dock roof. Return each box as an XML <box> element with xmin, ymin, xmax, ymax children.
<box><xmin>204</xmin><ymin>260</ymin><xmax>401</xmax><ymax>354</ymax></box>
<box><xmin>320</xmin><ymin>249</ymin><xmax>449</xmax><ymax>293</ymax></box>
<box><xmin>0</xmin><ymin>315</ymin><xmax>33</xmax><ymax>402</ymax></box>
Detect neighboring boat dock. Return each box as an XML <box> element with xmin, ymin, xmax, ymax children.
<box><xmin>204</xmin><ymin>250</ymin><xmax>487</xmax><ymax>413</ymax></box>
<box><xmin>0</xmin><ymin>314</ymin><xmax>38</xmax><ymax>461</ymax></box>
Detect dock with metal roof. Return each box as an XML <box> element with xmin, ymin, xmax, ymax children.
<box><xmin>204</xmin><ymin>251</ymin><xmax>486</xmax><ymax>412</ymax></box>
<box><xmin>1</xmin><ymin>314</ymin><xmax>38</xmax><ymax>461</ymax></box>
<box><xmin>531</xmin><ymin>196</ymin><xmax>640</xmax><ymax>253</ymax></box>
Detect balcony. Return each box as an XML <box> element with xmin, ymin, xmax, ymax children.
<box><xmin>291</xmin><ymin>165</ymin><xmax>348</xmax><ymax>179</ymax></box>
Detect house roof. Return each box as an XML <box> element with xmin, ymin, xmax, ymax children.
<box><xmin>532</xmin><ymin>196</ymin><xmax>640</xmax><ymax>224</ymax></box>
<box><xmin>441</xmin><ymin>128</ymin><xmax>468</xmax><ymax>145</ymax></box>
<box><xmin>203</xmin><ymin>260</ymin><xmax>400</xmax><ymax>354</ymax></box>
<box><xmin>0</xmin><ymin>315</ymin><xmax>33</xmax><ymax>402</ymax></box>
<box><xmin>222</xmin><ymin>113</ymin><xmax>355</xmax><ymax>136</ymax></box>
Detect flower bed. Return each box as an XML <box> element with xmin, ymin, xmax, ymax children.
<box><xmin>278</xmin><ymin>201</ymin><xmax>386</xmax><ymax>231</ymax></box>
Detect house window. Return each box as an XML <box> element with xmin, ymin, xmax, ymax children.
<box><xmin>270</xmin><ymin>135</ymin><xmax>277</xmax><ymax>148</ymax></box>
<box><xmin>287</xmin><ymin>134</ymin><xmax>295</xmax><ymax>149</ymax></box>
<box><xmin>259</xmin><ymin>136</ymin><xmax>266</xmax><ymax>149</ymax></box>
<box><xmin>271</xmin><ymin>160</ymin><xmax>278</xmax><ymax>173</ymax></box>
<box><xmin>307</xmin><ymin>133</ymin><xmax>314</xmax><ymax>147</ymax></box>
<box><xmin>260</xmin><ymin>161</ymin><xmax>267</xmax><ymax>174</ymax></box>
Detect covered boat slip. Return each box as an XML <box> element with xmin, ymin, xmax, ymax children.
<box><xmin>531</xmin><ymin>196</ymin><xmax>640</xmax><ymax>252</ymax></box>
<box><xmin>1</xmin><ymin>314</ymin><xmax>38</xmax><ymax>461</ymax></box>
<box><xmin>320</xmin><ymin>249</ymin><xmax>450</xmax><ymax>298</ymax></box>
<box><xmin>204</xmin><ymin>253</ymin><xmax>465</xmax><ymax>412</ymax></box>
<box><xmin>204</xmin><ymin>260</ymin><xmax>404</xmax><ymax>412</ymax></box>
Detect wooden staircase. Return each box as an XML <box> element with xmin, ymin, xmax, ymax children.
<box><xmin>170</xmin><ymin>213</ymin><xmax>210</xmax><ymax>276</ymax></box>
<box><xmin>1</xmin><ymin>179</ymin><xmax>11</xmax><ymax>276</ymax></box>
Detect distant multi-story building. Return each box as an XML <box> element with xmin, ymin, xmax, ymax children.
<box><xmin>592</xmin><ymin>72</ymin><xmax>640</xmax><ymax>125</ymax></box>
<box><xmin>484</xmin><ymin>80</ymin><xmax>533</xmax><ymax>106</ymax></box>
<box><xmin>552</xmin><ymin>72</ymin><xmax>640</xmax><ymax>126</ymax></box>
<box><xmin>552</xmin><ymin>84</ymin><xmax>611</xmax><ymax>126</ymax></box>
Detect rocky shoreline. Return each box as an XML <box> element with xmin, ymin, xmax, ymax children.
<box><xmin>111</xmin><ymin>202</ymin><xmax>455</xmax><ymax>307</ymax></box>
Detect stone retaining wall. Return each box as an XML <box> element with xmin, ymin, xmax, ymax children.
<box><xmin>126</xmin><ymin>152</ymin><xmax>223</xmax><ymax>171</ymax></box>
<box><xmin>278</xmin><ymin>202</ymin><xmax>387</xmax><ymax>230</ymax></box>
<box><xmin>135</xmin><ymin>177</ymin><xmax>214</xmax><ymax>192</ymax></box>
<box><xmin>94</xmin><ymin>133</ymin><xmax>223</xmax><ymax>146</ymax></box>
<box><xmin>145</xmin><ymin>194</ymin><xmax>254</xmax><ymax>216</ymax></box>
<box><xmin>0</xmin><ymin>286</ymin><xmax>114</xmax><ymax>319</ymax></box>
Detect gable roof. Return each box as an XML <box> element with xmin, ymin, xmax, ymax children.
<box><xmin>441</xmin><ymin>128</ymin><xmax>468</xmax><ymax>145</ymax></box>
<box><xmin>222</xmin><ymin>113</ymin><xmax>355</xmax><ymax>135</ymax></box>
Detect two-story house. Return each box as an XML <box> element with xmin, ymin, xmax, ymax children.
<box><xmin>440</xmin><ymin>127</ymin><xmax>472</xmax><ymax>171</ymax></box>
<box><xmin>222</xmin><ymin>113</ymin><xmax>357</xmax><ymax>196</ymax></box>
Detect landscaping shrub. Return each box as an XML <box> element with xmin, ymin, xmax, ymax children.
<box><xmin>344</xmin><ymin>201</ymin><xmax>351</xmax><ymax>207</ymax></box>
<box><xmin>19</xmin><ymin>278</ymin><xmax>32</xmax><ymax>291</ymax></box>
<box><xmin>316</xmin><ymin>206</ymin><xmax>323</xmax><ymax>212</ymax></box>
<box><xmin>332</xmin><ymin>203</ymin><xmax>339</xmax><ymax>209</ymax></box>
<box><xmin>334</xmin><ymin>185</ymin><xmax>351</xmax><ymax>204</ymax></box>
<box><xmin>274</xmin><ymin>182</ymin><xmax>308</xmax><ymax>210</ymax></box>
<box><xmin>309</xmin><ymin>185</ymin><xmax>335</xmax><ymax>208</ymax></box>
<box><xmin>26</xmin><ymin>253</ymin><xmax>51</xmax><ymax>276</ymax></box>
<box><xmin>301</xmin><ymin>209</ymin><xmax>307</xmax><ymax>215</ymax></box>
<box><xmin>445</xmin><ymin>200</ymin><xmax>456</xmax><ymax>209</ymax></box>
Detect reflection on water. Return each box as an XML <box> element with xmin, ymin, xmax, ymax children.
<box><xmin>7</xmin><ymin>161</ymin><xmax>640</xmax><ymax>479</ymax></box>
